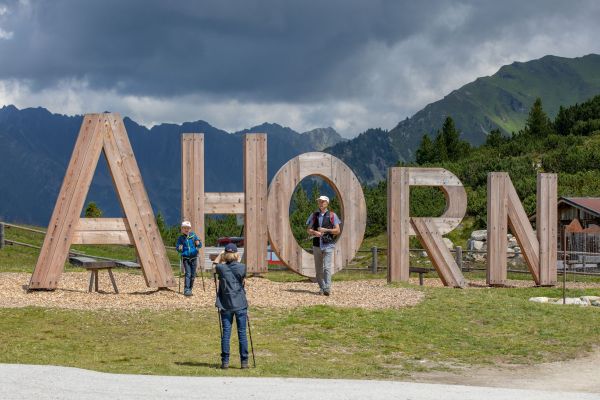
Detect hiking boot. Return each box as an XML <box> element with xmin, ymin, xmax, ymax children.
<box><xmin>241</xmin><ymin>360</ymin><xmax>249</xmax><ymax>369</ymax></box>
<box><xmin>220</xmin><ymin>361</ymin><xmax>229</xmax><ymax>369</ymax></box>
<box><xmin>324</xmin><ymin>289</ymin><xmax>330</xmax><ymax>296</ymax></box>
<box><xmin>184</xmin><ymin>291</ymin><xmax>193</xmax><ymax>297</ymax></box>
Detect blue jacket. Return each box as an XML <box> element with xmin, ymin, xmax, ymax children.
<box><xmin>176</xmin><ymin>232</ymin><xmax>202</xmax><ymax>258</ymax></box>
<box><xmin>215</xmin><ymin>261</ymin><xmax>248</xmax><ymax>312</ymax></box>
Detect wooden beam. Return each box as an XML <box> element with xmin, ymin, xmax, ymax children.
<box><xmin>182</xmin><ymin>134</ymin><xmax>205</xmax><ymax>268</ymax></box>
<box><xmin>30</xmin><ymin>115</ymin><xmax>106</xmax><ymax>289</ymax></box>
<box><xmin>104</xmin><ymin>115</ymin><xmax>175</xmax><ymax>287</ymax></box>
<box><xmin>411</xmin><ymin>217</ymin><xmax>466</xmax><ymax>288</ymax></box>
<box><xmin>72</xmin><ymin>217</ymin><xmax>133</xmax><ymax>245</ymax></box>
<box><xmin>204</xmin><ymin>192</ymin><xmax>245</xmax><ymax>214</ymax></box>
<box><xmin>537</xmin><ymin>173</ymin><xmax>557</xmax><ymax>286</ymax></box>
<box><xmin>487</xmin><ymin>172</ymin><xmax>508</xmax><ymax>286</ymax></box>
<box><xmin>387</xmin><ymin>167</ymin><xmax>410</xmax><ymax>282</ymax></box>
<box><xmin>243</xmin><ymin>134</ymin><xmax>268</xmax><ymax>274</ymax></box>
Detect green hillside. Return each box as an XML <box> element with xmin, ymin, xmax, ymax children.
<box><xmin>328</xmin><ymin>54</ymin><xmax>600</xmax><ymax>184</ymax></box>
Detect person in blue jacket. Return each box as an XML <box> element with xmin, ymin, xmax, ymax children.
<box><xmin>176</xmin><ymin>220</ymin><xmax>202</xmax><ymax>296</ymax></box>
<box><xmin>214</xmin><ymin>243</ymin><xmax>249</xmax><ymax>369</ymax></box>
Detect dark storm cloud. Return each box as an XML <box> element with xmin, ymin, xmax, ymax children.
<box><xmin>0</xmin><ymin>0</ymin><xmax>599</xmax><ymax>132</ymax></box>
<box><xmin>0</xmin><ymin>0</ymin><xmax>434</xmax><ymax>101</ymax></box>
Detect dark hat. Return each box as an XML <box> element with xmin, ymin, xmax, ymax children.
<box><xmin>225</xmin><ymin>243</ymin><xmax>238</xmax><ymax>253</ymax></box>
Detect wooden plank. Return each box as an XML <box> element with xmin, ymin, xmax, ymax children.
<box><xmin>486</xmin><ymin>172</ymin><xmax>508</xmax><ymax>286</ymax></box>
<box><xmin>105</xmin><ymin>115</ymin><xmax>175</xmax><ymax>287</ymax></box>
<box><xmin>205</xmin><ymin>192</ymin><xmax>245</xmax><ymax>214</ymax></box>
<box><xmin>506</xmin><ymin>176</ymin><xmax>540</xmax><ymax>284</ymax></box>
<box><xmin>181</xmin><ymin>134</ymin><xmax>205</xmax><ymax>273</ymax></box>
<box><xmin>71</xmin><ymin>231</ymin><xmax>132</xmax><ymax>245</ymax></box>
<box><xmin>268</xmin><ymin>152</ymin><xmax>366</xmax><ymax>278</ymax></box>
<box><xmin>411</xmin><ymin>217</ymin><xmax>466</xmax><ymax>288</ymax></box>
<box><xmin>30</xmin><ymin>114</ymin><xmax>106</xmax><ymax>289</ymax></box>
<box><xmin>387</xmin><ymin>167</ymin><xmax>410</xmax><ymax>282</ymax></box>
<box><xmin>73</xmin><ymin>217</ymin><xmax>133</xmax><ymax>244</ymax></box>
<box><xmin>537</xmin><ymin>173</ymin><xmax>557</xmax><ymax>286</ymax></box>
<box><xmin>243</xmin><ymin>134</ymin><xmax>268</xmax><ymax>274</ymax></box>
<box><xmin>77</xmin><ymin>218</ymin><xmax>130</xmax><ymax>231</ymax></box>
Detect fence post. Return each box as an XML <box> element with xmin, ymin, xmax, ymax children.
<box><xmin>371</xmin><ymin>246</ymin><xmax>378</xmax><ymax>273</ymax></box>
<box><xmin>0</xmin><ymin>222</ymin><xmax>4</xmax><ymax>250</ymax></box>
<box><xmin>455</xmin><ymin>245</ymin><xmax>463</xmax><ymax>271</ymax></box>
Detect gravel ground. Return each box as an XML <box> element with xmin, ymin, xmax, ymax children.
<box><xmin>0</xmin><ymin>272</ymin><xmax>425</xmax><ymax>311</ymax></box>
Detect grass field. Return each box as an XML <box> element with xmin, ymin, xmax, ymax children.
<box><xmin>1</xmin><ymin>223</ymin><xmax>600</xmax><ymax>378</ymax></box>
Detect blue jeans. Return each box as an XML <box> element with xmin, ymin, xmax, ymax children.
<box><xmin>220</xmin><ymin>308</ymin><xmax>249</xmax><ymax>363</ymax></box>
<box><xmin>183</xmin><ymin>257</ymin><xmax>197</xmax><ymax>293</ymax></box>
<box><xmin>313</xmin><ymin>246</ymin><xmax>333</xmax><ymax>291</ymax></box>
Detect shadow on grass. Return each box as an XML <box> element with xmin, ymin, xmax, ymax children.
<box><xmin>175</xmin><ymin>361</ymin><xmax>221</xmax><ymax>369</ymax></box>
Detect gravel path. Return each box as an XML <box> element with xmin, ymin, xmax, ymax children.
<box><xmin>0</xmin><ymin>272</ymin><xmax>424</xmax><ymax>311</ymax></box>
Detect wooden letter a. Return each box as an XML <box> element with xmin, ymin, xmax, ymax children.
<box><xmin>29</xmin><ymin>113</ymin><xmax>175</xmax><ymax>289</ymax></box>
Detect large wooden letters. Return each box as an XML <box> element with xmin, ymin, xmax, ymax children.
<box><xmin>29</xmin><ymin>114</ymin><xmax>175</xmax><ymax>289</ymax></box>
<box><xmin>487</xmin><ymin>173</ymin><xmax>557</xmax><ymax>286</ymax></box>
<box><xmin>181</xmin><ymin>134</ymin><xmax>268</xmax><ymax>274</ymax></box>
<box><xmin>388</xmin><ymin>168</ymin><xmax>467</xmax><ymax>287</ymax></box>
<box><xmin>267</xmin><ymin>153</ymin><xmax>367</xmax><ymax>277</ymax></box>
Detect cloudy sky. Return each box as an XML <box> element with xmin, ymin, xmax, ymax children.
<box><xmin>0</xmin><ymin>0</ymin><xmax>599</xmax><ymax>137</ymax></box>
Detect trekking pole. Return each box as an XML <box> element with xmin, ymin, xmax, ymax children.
<box><xmin>247</xmin><ymin>311</ymin><xmax>256</xmax><ymax>368</ymax></box>
<box><xmin>213</xmin><ymin>270</ymin><xmax>223</xmax><ymax>339</ymax></box>
<box><xmin>198</xmin><ymin>256</ymin><xmax>206</xmax><ymax>292</ymax></box>
<box><xmin>178</xmin><ymin>256</ymin><xmax>183</xmax><ymax>294</ymax></box>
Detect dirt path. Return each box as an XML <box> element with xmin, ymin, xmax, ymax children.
<box><xmin>412</xmin><ymin>348</ymin><xmax>600</xmax><ymax>393</ymax></box>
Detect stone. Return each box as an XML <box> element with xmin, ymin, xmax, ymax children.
<box><xmin>592</xmin><ymin>300</ymin><xmax>600</xmax><ymax>307</ymax></box>
<box><xmin>507</xmin><ymin>238</ymin><xmax>518</xmax><ymax>248</ymax></box>
<box><xmin>468</xmin><ymin>239</ymin><xmax>485</xmax><ymax>251</ymax></box>
<box><xmin>514</xmin><ymin>246</ymin><xmax>521</xmax><ymax>254</ymax></box>
<box><xmin>529</xmin><ymin>297</ymin><xmax>549</xmax><ymax>303</ymax></box>
<box><xmin>471</xmin><ymin>230</ymin><xmax>487</xmax><ymax>241</ymax></box>
<box><xmin>581</xmin><ymin>296</ymin><xmax>600</xmax><ymax>303</ymax></box>
<box><xmin>506</xmin><ymin>247</ymin><xmax>516</xmax><ymax>258</ymax></box>
<box><xmin>552</xmin><ymin>297</ymin><xmax>589</xmax><ymax>306</ymax></box>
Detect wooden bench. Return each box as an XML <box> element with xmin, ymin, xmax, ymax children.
<box><xmin>69</xmin><ymin>256</ymin><xmax>119</xmax><ymax>294</ymax></box>
<box><xmin>409</xmin><ymin>267</ymin><xmax>429</xmax><ymax>286</ymax></box>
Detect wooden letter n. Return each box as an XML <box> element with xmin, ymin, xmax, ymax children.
<box><xmin>487</xmin><ymin>173</ymin><xmax>557</xmax><ymax>286</ymax></box>
<box><xmin>388</xmin><ymin>167</ymin><xmax>467</xmax><ymax>288</ymax></box>
<box><xmin>29</xmin><ymin>113</ymin><xmax>175</xmax><ymax>289</ymax></box>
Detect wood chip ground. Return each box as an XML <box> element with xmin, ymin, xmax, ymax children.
<box><xmin>2</xmin><ymin>272</ymin><xmax>598</xmax><ymax>312</ymax></box>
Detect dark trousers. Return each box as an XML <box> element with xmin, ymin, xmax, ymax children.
<box><xmin>183</xmin><ymin>257</ymin><xmax>197</xmax><ymax>293</ymax></box>
<box><xmin>220</xmin><ymin>308</ymin><xmax>249</xmax><ymax>363</ymax></box>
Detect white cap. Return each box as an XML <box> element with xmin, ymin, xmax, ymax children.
<box><xmin>181</xmin><ymin>220</ymin><xmax>192</xmax><ymax>228</ymax></box>
<box><xmin>317</xmin><ymin>195</ymin><xmax>329</xmax><ymax>202</ymax></box>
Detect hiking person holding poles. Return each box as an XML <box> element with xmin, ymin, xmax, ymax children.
<box><xmin>176</xmin><ymin>220</ymin><xmax>202</xmax><ymax>297</ymax></box>
<box><xmin>214</xmin><ymin>243</ymin><xmax>251</xmax><ymax>369</ymax></box>
<box><xmin>306</xmin><ymin>195</ymin><xmax>341</xmax><ymax>296</ymax></box>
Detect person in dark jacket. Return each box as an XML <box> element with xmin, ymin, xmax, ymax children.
<box><xmin>176</xmin><ymin>220</ymin><xmax>202</xmax><ymax>296</ymax></box>
<box><xmin>214</xmin><ymin>243</ymin><xmax>249</xmax><ymax>369</ymax></box>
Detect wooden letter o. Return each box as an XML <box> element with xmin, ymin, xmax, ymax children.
<box><xmin>267</xmin><ymin>152</ymin><xmax>367</xmax><ymax>277</ymax></box>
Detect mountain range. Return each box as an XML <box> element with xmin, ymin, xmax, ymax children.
<box><xmin>326</xmin><ymin>54</ymin><xmax>600</xmax><ymax>183</ymax></box>
<box><xmin>2</xmin><ymin>53</ymin><xmax>600</xmax><ymax>225</ymax></box>
<box><xmin>0</xmin><ymin>107</ymin><xmax>345</xmax><ymax>225</ymax></box>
